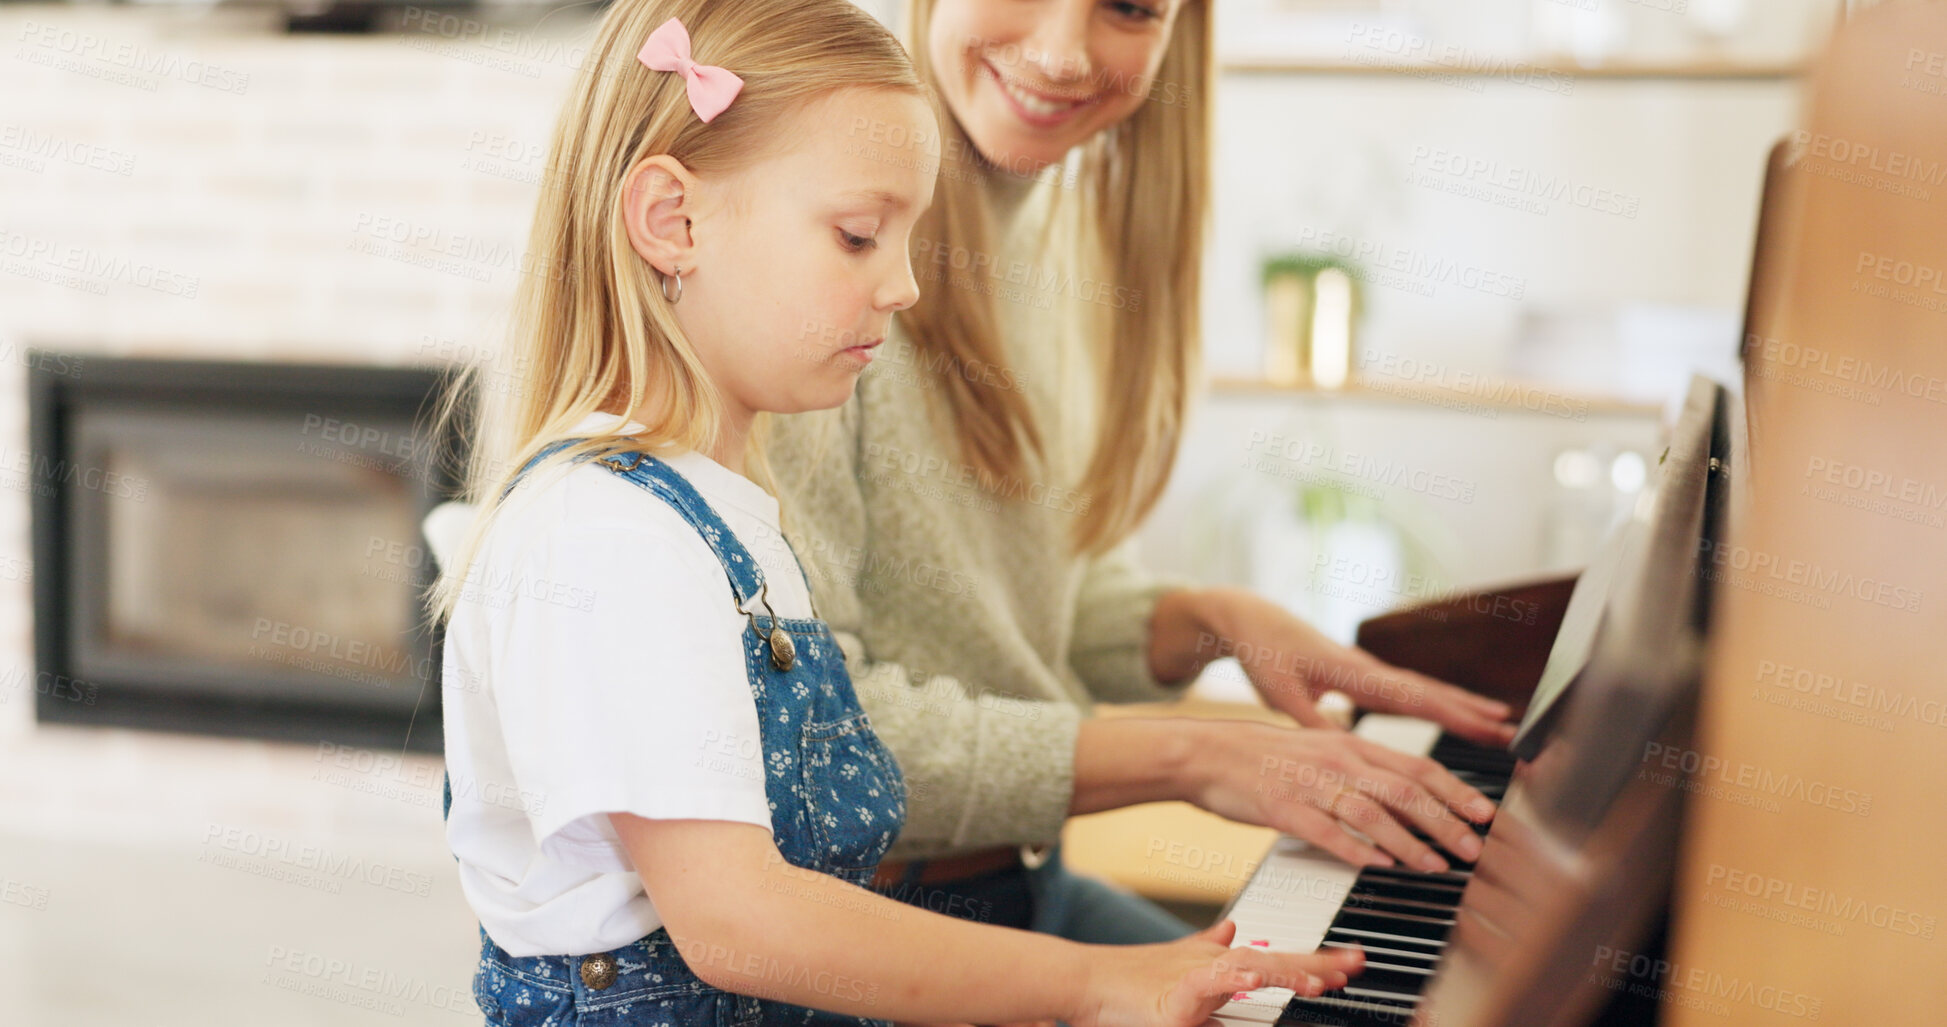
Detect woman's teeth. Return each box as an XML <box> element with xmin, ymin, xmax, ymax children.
<box><xmin>996</xmin><ymin>74</ymin><xmax>1087</xmax><ymax>116</ymax></box>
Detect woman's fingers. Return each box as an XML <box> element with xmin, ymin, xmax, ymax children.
<box><xmin>1380</xmin><ymin>779</ymin><xmax>1481</xmax><ymax>866</ymax></box>
<box><xmin>1330</xmin><ymin>755</ymin><xmax>1487</xmax><ymax>867</ymax></box>
<box><xmin>1345</xmin><ymin>660</ymin><xmax>1517</xmax><ymax>747</ymax></box>
<box><xmin>1263</xmin><ymin>747</ymin><xmax>1490</xmax><ymax>868</ymax></box>
<box><xmin>1429</xmin><ymin>693</ymin><xmax>1519</xmax><ymax>747</ymax></box>
<box><xmin>1330</xmin><ymin>788</ymin><xmax>1455</xmax><ymax>872</ymax></box>
<box><xmin>1269</xmin><ymin>802</ymin><xmax>1395</xmax><ymax>869</ymax></box>
<box><xmin>1406</xmin><ymin>676</ymin><xmax>1518</xmax><ymax>747</ymax></box>
<box><xmin>1259</xmin><ymin>682</ymin><xmax>1340</xmax><ymax>731</ymax></box>
<box><xmin>1358</xmin><ymin>741</ymin><xmax>1498</xmax><ymax>824</ymax></box>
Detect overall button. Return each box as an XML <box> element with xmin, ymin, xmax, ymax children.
<box><xmin>580</xmin><ymin>953</ymin><xmax>617</xmax><ymax>990</ymax></box>
<box><xmin>768</xmin><ymin>628</ymin><xmax>796</xmax><ymax>671</ymax></box>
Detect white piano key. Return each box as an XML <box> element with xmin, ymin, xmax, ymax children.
<box><xmin>1345</xmin><ymin>713</ymin><xmax>1443</xmax><ymax>757</ymax></box>
<box><xmin>1214</xmin><ymin>715</ymin><xmax>1442</xmax><ymax>1025</ymax></box>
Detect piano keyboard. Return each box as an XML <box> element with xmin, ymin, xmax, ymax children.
<box><xmin>1215</xmin><ymin>715</ymin><xmax>1519</xmax><ymax>1026</ymax></box>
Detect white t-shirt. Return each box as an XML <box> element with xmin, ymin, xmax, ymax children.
<box><xmin>441</xmin><ymin>413</ymin><xmax>813</xmax><ymax>957</ymax></box>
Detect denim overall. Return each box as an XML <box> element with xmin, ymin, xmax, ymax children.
<box><xmin>444</xmin><ymin>441</ymin><xmax>907</xmax><ymax>1026</ymax></box>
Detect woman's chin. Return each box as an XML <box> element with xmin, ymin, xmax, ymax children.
<box><xmin>960</xmin><ymin>113</ymin><xmax>1075</xmax><ymax>176</ymax></box>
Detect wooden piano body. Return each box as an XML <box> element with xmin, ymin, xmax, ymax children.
<box><xmin>1219</xmin><ymin>5</ymin><xmax>1947</xmax><ymax>1023</ymax></box>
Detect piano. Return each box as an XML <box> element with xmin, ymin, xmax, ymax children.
<box><xmin>1215</xmin><ymin>371</ymin><xmax>1726</xmax><ymax>1027</ymax></box>
<box><xmin>1212</xmin><ymin>6</ymin><xmax>1947</xmax><ymax>1024</ymax></box>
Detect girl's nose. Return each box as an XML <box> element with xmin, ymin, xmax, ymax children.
<box><xmin>883</xmin><ymin>261</ymin><xmax>921</xmax><ymax>311</ymax></box>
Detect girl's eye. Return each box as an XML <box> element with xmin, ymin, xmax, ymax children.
<box><xmin>1108</xmin><ymin>0</ymin><xmax>1161</xmax><ymax>22</ymax></box>
<box><xmin>838</xmin><ymin>229</ymin><xmax>877</xmax><ymax>252</ymax></box>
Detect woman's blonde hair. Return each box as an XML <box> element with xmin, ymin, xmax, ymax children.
<box><xmin>424</xmin><ymin>0</ymin><xmax>922</xmax><ymax>626</ymax></box>
<box><xmin>900</xmin><ymin>0</ymin><xmax>1211</xmax><ymax>554</ymax></box>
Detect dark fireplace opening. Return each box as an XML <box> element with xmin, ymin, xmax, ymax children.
<box><xmin>29</xmin><ymin>353</ymin><xmax>466</xmax><ymax>753</ymax></box>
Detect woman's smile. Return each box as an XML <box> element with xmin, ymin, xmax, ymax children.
<box><xmin>980</xmin><ymin>60</ymin><xmax>1100</xmax><ymax>128</ymax></box>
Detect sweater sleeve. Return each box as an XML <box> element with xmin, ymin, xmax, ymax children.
<box><xmin>767</xmin><ymin>398</ymin><xmax>1081</xmax><ymax>861</ymax></box>
<box><xmin>1069</xmin><ymin>537</ymin><xmax>1199</xmax><ymax>704</ymax></box>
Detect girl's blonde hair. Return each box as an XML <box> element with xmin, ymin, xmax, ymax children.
<box><xmin>900</xmin><ymin>0</ymin><xmax>1211</xmax><ymax>554</ymax></box>
<box><xmin>425</xmin><ymin>0</ymin><xmax>922</xmax><ymax>626</ymax></box>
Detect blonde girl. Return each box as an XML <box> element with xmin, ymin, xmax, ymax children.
<box><xmin>430</xmin><ymin>0</ymin><xmax>1364</xmax><ymax>1024</ymax></box>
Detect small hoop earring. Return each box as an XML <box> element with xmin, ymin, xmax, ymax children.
<box><xmin>660</xmin><ymin>264</ymin><xmax>683</xmax><ymax>304</ymax></box>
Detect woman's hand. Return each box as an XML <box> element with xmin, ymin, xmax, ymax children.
<box><xmin>1181</xmin><ymin>719</ymin><xmax>1496</xmax><ymax>871</ymax></box>
<box><xmin>1073</xmin><ymin>920</ymin><xmax>1363</xmax><ymax>1027</ymax></box>
<box><xmin>1150</xmin><ymin>587</ymin><xmax>1518</xmax><ymax>747</ymax></box>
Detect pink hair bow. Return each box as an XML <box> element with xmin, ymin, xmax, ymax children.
<box><xmin>636</xmin><ymin>17</ymin><xmax>744</xmax><ymax>123</ymax></box>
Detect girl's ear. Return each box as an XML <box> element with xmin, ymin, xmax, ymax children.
<box><xmin>621</xmin><ymin>155</ymin><xmax>699</xmax><ymax>275</ymax></box>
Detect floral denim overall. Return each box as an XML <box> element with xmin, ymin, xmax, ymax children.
<box><xmin>444</xmin><ymin>442</ymin><xmax>908</xmax><ymax>1026</ymax></box>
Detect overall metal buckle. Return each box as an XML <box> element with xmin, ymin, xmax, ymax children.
<box><xmin>595</xmin><ymin>449</ymin><xmax>646</xmax><ymax>473</ymax></box>
<box><xmin>742</xmin><ymin>582</ymin><xmax>795</xmax><ymax>672</ymax></box>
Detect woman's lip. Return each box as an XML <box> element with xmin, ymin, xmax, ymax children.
<box><xmin>980</xmin><ymin>61</ymin><xmax>1097</xmax><ymax>128</ymax></box>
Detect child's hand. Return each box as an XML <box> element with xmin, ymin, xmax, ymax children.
<box><xmin>1073</xmin><ymin>920</ymin><xmax>1364</xmax><ymax>1027</ymax></box>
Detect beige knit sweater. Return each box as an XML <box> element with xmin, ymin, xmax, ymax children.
<box><xmin>767</xmin><ymin>168</ymin><xmax>1190</xmax><ymax>862</ymax></box>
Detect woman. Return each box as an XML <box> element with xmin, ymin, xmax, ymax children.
<box><xmin>766</xmin><ymin>0</ymin><xmax>1517</xmax><ymax>946</ymax></box>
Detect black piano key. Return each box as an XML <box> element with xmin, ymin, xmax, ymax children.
<box><xmin>1334</xmin><ymin>908</ymin><xmax>1454</xmax><ymax>942</ymax></box>
<box><xmin>1359</xmin><ymin>958</ymin><xmax>1435</xmax><ymax>978</ymax></box>
<box><xmin>1396</xmin><ymin>827</ymin><xmax>1478</xmax><ymax>871</ymax></box>
<box><xmin>1273</xmin><ymin>730</ymin><xmax>1521</xmax><ymax>1026</ymax></box>
<box><xmin>1328</xmin><ymin>925</ymin><xmax>1447</xmax><ymax>950</ymax></box>
<box><xmin>1430</xmin><ymin>730</ymin><xmax>1518</xmax><ymax>760</ymax></box>
<box><xmin>1284</xmin><ymin>990</ymin><xmax>1420</xmax><ymax>1027</ymax></box>
<box><xmin>1322</xmin><ymin>940</ymin><xmax>1438</xmax><ymax>966</ymax></box>
<box><xmin>1305</xmin><ymin>989</ymin><xmax>1419</xmax><ymax>1013</ymax></box>
<box><xmin>1428</xmin><ymin>754</ymin><xmax>1509</xmax><ymax>777</ymax></box>
<box><xmin>1344</xmin><ymin>985</ymin><xmax>1422</xmax><ymax>1004</ymax></box>
<box><xmin>1343</xmin><ymin>890</ymin><xmax>1459</xmax><ymax>917</ymax></box>
<box><xmin>1351</xmin><ymin>876</ymin><xmax>1465</xmax><ymax>904</ymax></box>
<box><xmin>1453</xmin><ymin>776</ymin><xmax>1509</xmax><ymax>798</ymax></box>
<box><xmin>1360</xmin><ymin>863</ymin><xmax>1472</xmax><ymax>886</ymax></box>
<box><xmin>1429</xmin><ymin>734</ymin><xmax>1520</xmax><ymax>778</ymax></box>
<box><xmin>1337</xmin><ymin>964</ymin><xmax>1432</xmax><ymax>997</ymax></box>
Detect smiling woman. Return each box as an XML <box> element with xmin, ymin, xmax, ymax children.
<box><xmin>767</xmin><ymin>0</ymin><xmax>1516</xmax><ymax>953</ymax></box>
<box><xmin>929</xmin><ymin>0</ymin><xmax>1186</xmax><ymax>168</ymax></box>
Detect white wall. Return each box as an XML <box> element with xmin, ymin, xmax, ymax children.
<box><xmin>0</xmin><ymin>5</ymin><xmax>1802</xmax><ymax>738</ymax></box>
<box><xmin>1203</xmin><ymin>73</ymin><xmax>1800</xmax><ymax>378</ymax></box>
<box><xmin>0</xmin><ymin>5</ymin><xmax>596</xmax><ymax>743</ymax></box>
<box><xmin>1140</xmin><ymin>71</ymin><xmax>1801</xmax><ymax>621</ymax></box>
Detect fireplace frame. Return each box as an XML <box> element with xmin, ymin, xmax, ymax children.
<box><xmin>28</xmin><ymin>352</ymin><xmax>465</xmax><ymax>753</ymax></box>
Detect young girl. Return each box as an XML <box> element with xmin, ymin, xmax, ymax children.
<box><xmin>430</xmin><ymin>0</ymin><xmax>1365</xmax><ymax>1024</ymax></box>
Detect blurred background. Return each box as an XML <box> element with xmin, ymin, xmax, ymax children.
<box><xmin>0</xmin><ymin>0</ymin><xmax>1851</xmax><ymax>1022</ymax></box>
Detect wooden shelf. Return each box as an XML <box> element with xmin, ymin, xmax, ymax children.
<box><xmin>1220</xmin><ymin>58</ymin><xmax>1804</xmax><ymax>80</ymax></box>
<box><xmin>1208</xmin><ymin>375</ymin><xmax>1664</xmax><ymax>418</ymax></box>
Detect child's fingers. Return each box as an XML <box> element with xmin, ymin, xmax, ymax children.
<box><xmin>1172</xmin><ymin>938</ymin><xmax>1368</xmax><ymax>1024</ymax></box>
<box><xmin>1195</xmin><ymin>919</ymin><xmax>1238</xmax><ymax>948</ymax></box>
<box><xmin>1217</xmin><ymin>945</ymin><xmax>1366</xmax><ymax>997</ymax></box>
<box><xmin>1168</xmin><ymin>963</ymin><xmax>1266</xmax><ymax>1026</ymax></box>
